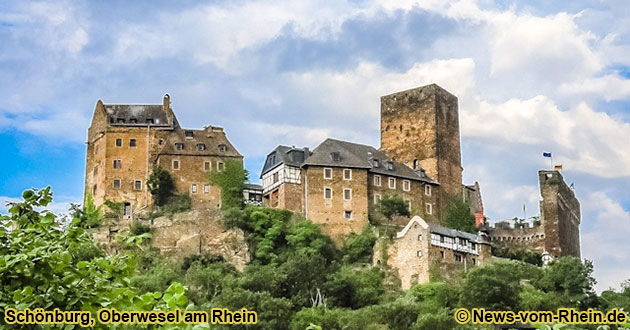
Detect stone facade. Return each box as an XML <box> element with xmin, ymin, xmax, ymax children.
<box><xmin>483</xmin><ymin>170</ymin><xmax>581</xmax><ymax>258</ymax></box>
<box><xmin>373</xmin><ymin>216</ymin><xmax>491</xmax><ymax>289</ymax></box>
<box><xmin>84</xmin><ymin>95</ymin><xmax>242</xmax><ymax>216</ymax></box>
<box><xmin>380</xmin><ymin>84</ymin><xmax>463</xmax><ymax>213</ymax></box>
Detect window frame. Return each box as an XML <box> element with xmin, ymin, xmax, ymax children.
<box><xmin>403</xmin><ymin>179</ymin><xmax>411</xmax><ymax>191</ymax></box>
<box><xmin>191</xmin><ymin>184</ymin><xmax>197</xmax><ymax>194</ymax></box>
<box><xmin>204</xmin><ymin>161</ymin><xmax>211</xmax><ymax>171</ymax></box>
<box><xmin>374</xmin><ymin>194</ymin><xmax>381</xmax><ymax>204</ymax></box>
<box><xmin>343</xmin><ymin>168</ymin><xmax>352</xmax><ymax>180</ymax></box>
<box><xmin>113</xmin><ymin>179</ymin><xmax>121</xmax><ymax>189</ymax></box>
<box><xmin>175</xmin><ymin>143</ymin><xmax>184</xmax><ymax>150</ymax></box>
<box><xmin>172</xmin><ymin>160</ymin><xmax>180</xmax><ymax>170</ymax></box>
<box><xmin>324</xmin><ymin>167</ymin><xmax>332</xmax><ymax>179</ymax></box>
<box><xmin>343</xmin><ymin>188</ymin><xmax>352</xmax><ymax>200</ymax></box>
<box><xmin>425</xmin><ymin>203</ymin><xmax>433</xmax><ymax>215</ymax></box>
<box><xmin>113</xmin><ymin>159</ymin><xmax>121</xmax><ymax>169</ymax></box>
<box><xmin>374</xmin><ymin>175</ymin><xmax>381</xmax><ymax>186</ymax></box>
<box><xmin>115</xmin><ymin>138</ymin><xmax>122</xmax><ymax>147</ymax></box>
<box><xmin>324</xmin><ymin>187</ymin><xmax>332</xmax><ymax>199</ymax></box>
<box><xmin>425</xmin><ymin>185</ymin><xmax>432</xmax><ymax>196</ymax></box>
<box><xmin>388</xmin><ymin>177</ymin><xmax>396</xmax><ymax>189</ymax></box>
<box><xmin>217</xmin><ymin>161</ymin><xmax>224</xmax><ymax>172</ymax></box>
<box><xmin>204</xmin><ymin>184</ymin><xmax>210</xmax><ymax>194</ymax></box>
<box><xmin>129</xmin><ymin>139</ymin><xmax>137</xmax><ymax>147</ymax></box>
<box><xmin>134</xmin><ymin>180</ymin><xmax>142</xmax><ymax>191</ymax></box>
<box><xmin>343</xmin><ymin>210</ymin><xmax>352</xmax><ymax>219</ymax></box>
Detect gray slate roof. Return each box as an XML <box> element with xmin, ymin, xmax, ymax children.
<box><xmin>260</xmin><ymin>145</ymin><xmax>311</xmax><ymax>178</ymax></box>
<box><xmin>103</xmin><ymin>104</ymin><xmax>174</xmax><ymax>127</ymax></box>
<box><xmin>430</xmin><ymin>224</ymin><xmax>487</xmax><ymax>244</ymax></box>
<box><xmin>303</xmin><ymin>138</ymin><xmax>437</xmax><ymax>183</ymax></box>
<box><xmin>157</xmin><ymin>128</ymin><xmax>242</xmax><ymax>157</ymax></box>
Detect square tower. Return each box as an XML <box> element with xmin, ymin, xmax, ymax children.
<box><xmin>380</xmin><ymin>84</ymin><xmax>463</xmax><ymax>212</ymax></box>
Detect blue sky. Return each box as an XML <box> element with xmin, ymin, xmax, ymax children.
<box><xmin>1</xmin><ymin>0</ymin><xmax>630</xmax><ymax>292</ymax></box>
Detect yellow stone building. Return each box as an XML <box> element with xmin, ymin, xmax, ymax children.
<box><xmin>84</xmin><ymin>94</ymin><xmax>242</xmax><ymax>218</ymax></box>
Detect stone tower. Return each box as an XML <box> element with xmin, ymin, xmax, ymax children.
<box><xmin>380</xmin><ymin>84</ymin><xmax>463</xmax><ymax>213</ymax></box>
<box><xmin>539</xmin><ymin>170</ymin><xmax>581</xmax><ymax>257</ymax></box>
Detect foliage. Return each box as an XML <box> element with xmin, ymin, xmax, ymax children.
<box><xmin>377</xmin><ymin>194</ymin><xmax>411</xmax><ymax>221</ymax></box>
<box><xmin>104</xmin><ymin>199</ymin><xmax>124</xmax><ymax>218</ymax></box>
<box><xmin>492</xmin><ymin>242</ymin><xmax>543</xmax><ymax>266</ymax></box>
<box><xmin>537</xmin><ymin>257</ymin><xmax>598</xmax><ymax>309</ymax></box>
<box><xmin>325</xmin><ymin>266</ymin><xmax>384</xmax><ymax>309</ymax></box>
<box><xmin>147</xmin><ymin>165</ymin><xmax>176</xmax><ymax>206</ymax></box>
<box><xmin>149</xmin><ymin>193</ymin><xmax>192</xmax><ymax>219</ymax></box>
<box><xmin>130</xmin><ymin>220</ymin><xmax>152</xmax><ymax>236</ymax></box>
<box><xmin>342</xmin><ymin>225</ymin><xmax>377</xmax><ymax>263</ymax></box>
<box><xmin>208</xmin><ymin>159</ymin><xmax>248</xmax><ymax>210</ymax></box>
<box><xmin>0</xmin><ymin>188</ymin><xmax>190</xmax><ymax>329</ymax></box>
<box><xmin>69</xmin><ymin>193</ymin><xmax>103</xmax><ymax>228</ymax></box>
<box><xmin>441</xmin><ymin>197</ymin><xmax>477</xmax><ymax>233</ymax></box>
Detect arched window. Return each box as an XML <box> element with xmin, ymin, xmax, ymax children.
<box><xmin>413</xmin><ymin>159</ymin><xmax>419</xmax><ymax>169</ymax></box>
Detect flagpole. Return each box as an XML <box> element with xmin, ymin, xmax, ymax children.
<box><xmin>550</xmin><ymin>156</ymin><xmax>553</xmax><ymax>170</ymax></box>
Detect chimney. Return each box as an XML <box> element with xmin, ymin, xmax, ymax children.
<box><xmin>163</xmin><ymin>93</ymin><xmax>170</xmax><ymax>111</ymax></box>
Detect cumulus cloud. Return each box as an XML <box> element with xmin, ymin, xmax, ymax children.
<box><xmin>581</xmin><ymin>192</ymin><xmax>630</xmax><ymax>292</ymax></box>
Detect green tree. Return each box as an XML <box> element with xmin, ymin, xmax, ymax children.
<box><xmin>342</xmin><ymin>225</ymin><xmax>377</xmax><ymax>263</ymax></box>
<box><xmin>536</xmin><ymin>257</ymin><xmax>598</xmax><ymax>309</ymax></box>
<box><xmin>441</xmin><ymin>197</ymin><xmax>477</xmax><ymax>233</ymax></box>
<box><xmin>0</xmin><ymin>188</ymin><xmax>190</xmax><ymax>329</ymax></box>
<box><xmin>147</xmin><ymin>165</ymin><xmax>175</xmax><ymax>206</ymax></box>
<box><xmin>209</xmin><ymin>159</ymin><xmax>248</xmax><ymax>210</ymax></box>
<box><xmin>69</xmin><ymin>193</ymin><xmax>103</xmax><ymax>228</ymax></box>
<box><xmin>377</xmin><ymin>195</ymin><xmax>411</xmax><ymax>222</ymax></box>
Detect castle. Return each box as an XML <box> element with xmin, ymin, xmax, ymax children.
<box><xmin>85</xmin><ymin>84</ymin><xmax>581</xmax><ymax>289</ymax></box>
<box><xmin>84</xmin><ymin>94</ymin><xmax>242</xmax><ymax>218</ymax></box>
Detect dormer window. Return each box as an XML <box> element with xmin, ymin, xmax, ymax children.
<box><xmin>413</xmin><ymin>159</ymin><xmax>419</xmax><ymax>169</ymax></box>
<box><xmin>387</xmin><ymin>161</ymin><xmax>394</xmax><ymax>171</ymax></box>
<box><xmin>373</xmin><ymin>159</ymin><xmax>379</xmax><ymax>168</ymax></box>
<box><xmin>117</xmin><ymin>118</ymin><xmax>125</xmax><ymax>123</ymax></box>
<box><xmin>175</xmin><ymin>143</ymin><xmax>184</xmax><ymax>150</ymax></box>
<box><xmin>146</xmin><ymin>118</ymin><xmax>154</xmax><ymax>124</ymax></box>
<box><xmin>129</xmin><ymin>118</ymin><xmax>137</xmax><ymax>124</ymax></box>
<box><xmin>197</xmin><ymin>143</ymin><xmax>206</xmax><ymax>151</ymax></box>
<box><xmin>330</xmin><ymin>152</ymin><xmax>341</xmax><ymax>161</ymax></box>
<box><xmin>218</xmin><ymin>144</ymin><xmax>227</xmax><ymax>152</ymax></box>
<box><xmin>185</xmin><ymin>130</ymin><xmax>194</xmax><ymax>139</ymax></box>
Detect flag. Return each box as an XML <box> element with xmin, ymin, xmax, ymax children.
<box><xmin>543</xmin><ymin>152</ymin><xmax>552</xmax><ymax>158</ymax></box>
<box><xmin>570</xmin><ymin>183</ymin><xmax>575</xmax><ymax>189</ymax></box>
<box><xmin>554</xmin><ymin>165</ymin><xmax>563</xmax><ymax>170</ymax></box>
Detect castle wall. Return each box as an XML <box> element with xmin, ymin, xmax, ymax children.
<box><xmin>304</xmin><ymin>166</ymin><xmax>369</xmax><ymax>246</ymax></box>
<box><xmin>486</xmin><ymin>223</ymin><xmax>546</xmax><ymax>254</ymax></box>
<box><xmin>380</xmin><ymin>84</ymin><xmax>462</xmax><ymax>214</ymax></box>
<box><xmin>539</xmin><ymin>170</ymin><xmax>581</xmax><ymax>257</ymax></box>
<box><xmin>367</xmin><ymin>173</ymin><xmax>439</xmax><ymax>223</ymax></box>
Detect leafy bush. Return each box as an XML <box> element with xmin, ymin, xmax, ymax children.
<box><xmin>149</xmin><ymin>193</ymin><xmax>192</xmax><ymax>219</ymax></box>
<box><xmin>209</xmin><ymin>158</ymin><xmax>248</xmax><ymax>210</ymax></box>
<box><xmin>441</xmin><ymin>197</ymin><xmax>476</xmax><ymax>233</ymax></box>
<box><xmin>147</xmin><ymin>165</ymin><xmax>175</xmax><ymax>206</ymax></box>
<box><xmin>130</xmin><ymin>220</ymin><xmax>152</xmax><ymax>236</ymax></box>
<box><xmin>342</xmin><ymin>225</ymin><xmax>377</xmax><ymax>263</ymax></box>
<box><xmin>69</xmin><ymin>193</ymin><xmax>103</xmax><ymax>228</ymax></box>
<box><xmin>377</xmin><ymin>195</ymin><xmax>411</xmax><ymax>221</ymax></box>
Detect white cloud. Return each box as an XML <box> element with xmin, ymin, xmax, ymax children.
<box><xmin>559</xmin><ymin>73</ymin><xmax>630</xmax><ymax>100</ymax></box>
<box><xmin>462</xmin><ymin>96</ymin><xmax>630</xmax><ymax>178</ymax></box>
<box><xmin>581</xmin><ymin>192</ymin><xmax>630</xmax><ymax>292</ymax></box>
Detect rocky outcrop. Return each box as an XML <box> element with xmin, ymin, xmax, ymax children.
<box><xmin>92</xmin><ymin>208</ymin><xmax>250</xmax><ymax>271</ymax></box>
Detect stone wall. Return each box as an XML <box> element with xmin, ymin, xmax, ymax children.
<box><xmin>380</xmin><ymin>84</ymin><xmax>462</xmax><ymax>214</ymax></box>
<box><xmin>92</xmin><ymin>208</ymin><xmax>250</xmax><ymax>271</ymax></box>
<box><xmin>304</xmin><ymin>166</ymin><xmax>369</xmax><ymax>246</ymax></box>
<box><xmin>539</xmin><ymin>170</ymin><xmax>581</xmax><ymax>257</ymax></box>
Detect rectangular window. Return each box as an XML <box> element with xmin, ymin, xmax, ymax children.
<box><xmin>425</xmin><ymin>185</ymin><xmax>432</xmax><ymax>196</ymax></box>
<box><xmin>344</xmin><ymin>210</ymin><xmax>352</xmax><ymax>219</ymax></box>
<box><xmin>343</xmin><ymin>188</ymin><xmax>352</xmax><ymax>200</ymax></box>
<box><xmin>455</xmin><ymin>254</ymin><xmax>462</xmax><ymax>262</ymax></box>
<box><xmin>113</xmin><ymin>179</ymin><xmax>121</xmax><ymax>189</ymax></box>
<box><xmin>204</xmin><ymin>161</ymin><xmax>211</xmax><ymax>171</ymax></box>
<box><xmin>440</xmin><ymin>251</ymin><xmax>445</xmax><ymax>259</ymax></box>
<box><xmin>175</xmin><ymin>143</ymin><xmax>184</xmax><ymax>150</ymax></box>
<box><xmin>113</xmin><ymin>159</ymin><xmax>121</xmax><ymax>169</ymax></box>
<box><xmin>134</xmin><ymin>180</ymin><xmax>142</xmax><ymax>190</ymax></box>
<box><xmin>324</xmin><ymin>187</ymin><xmax>332</xmax><ymax>199</ymax></box>
<box><xmin>388</xmin><ymin>177</ymin><xmax>396</xmax><ymax>189</ymax></box>
<box><xmin>217</xmin><ymin>162</ymin><xmax>224</xmax><ymax>172</ymax></box>
<box><xmin>129</xmin><ymin>139</ymin><xmax>136</xmax><ymax>147</ymax></box>
<box><xmin>185</xmin><ymin>130</ymin><xmax>194</xmax><ymax>138</ymax></box>
<box><xmin>343</xmin><ymin>169</ymin><xmax>352</xmax><ymax>180</ymax></box>
<box><xmin>418</xmin><ymin>234</ymin><xmax>423</xmax><ymax>241</ymax></box>
<box><xmin>417</xmin><ymin>251</ymin><xmax>423</xmax><ymax>257</ymax></box>
<box><xmin>374</xmin><ymin>175</ymin><xmax>381</xmax><ymax>186</ymax></box>
<box><xmin>191</xmin><ymin>184</ymin><xmax>197</xmax><ymax>194</ymax></box>
<box><xmin>115</xmin><ymin>138</ymin><xmax>122</xmax><ymax>147</ymax></box>
<box><xmin>204</xmin><ymin>184</ymin><xmax>210</xmax><ymax>194</ymax></box>
<box><xmin>273</xmin><ymin>172</ymin><xmax>279</xmax><ymax>183</ymax></box>
<box><xmin>197</xmin><ymin>144</ymin><xmax>206</xmax><ymax>151</ymax></box>
<box><xmin>324</xmin><ymin>168</ymin><xmax>332</xmax><ymax>179</ymax></box>
<box><xmin>172</xmin><ymin>160</ymin><xmax>180</xmax><ymax>170</ymax></box>
<box><xmin>374</xmin><ymin>194</ymin><xmax>381</xmax><ymax>204</ymax></box>
<box><xmin>403</xmin><ymin>180</ymin><xmax>410</xmax><ymax>191</ymax></box>
<box><xmin>425</xmin><ymin>203</ymin><xmax>433</xmax><ymax>215</ymax></box>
